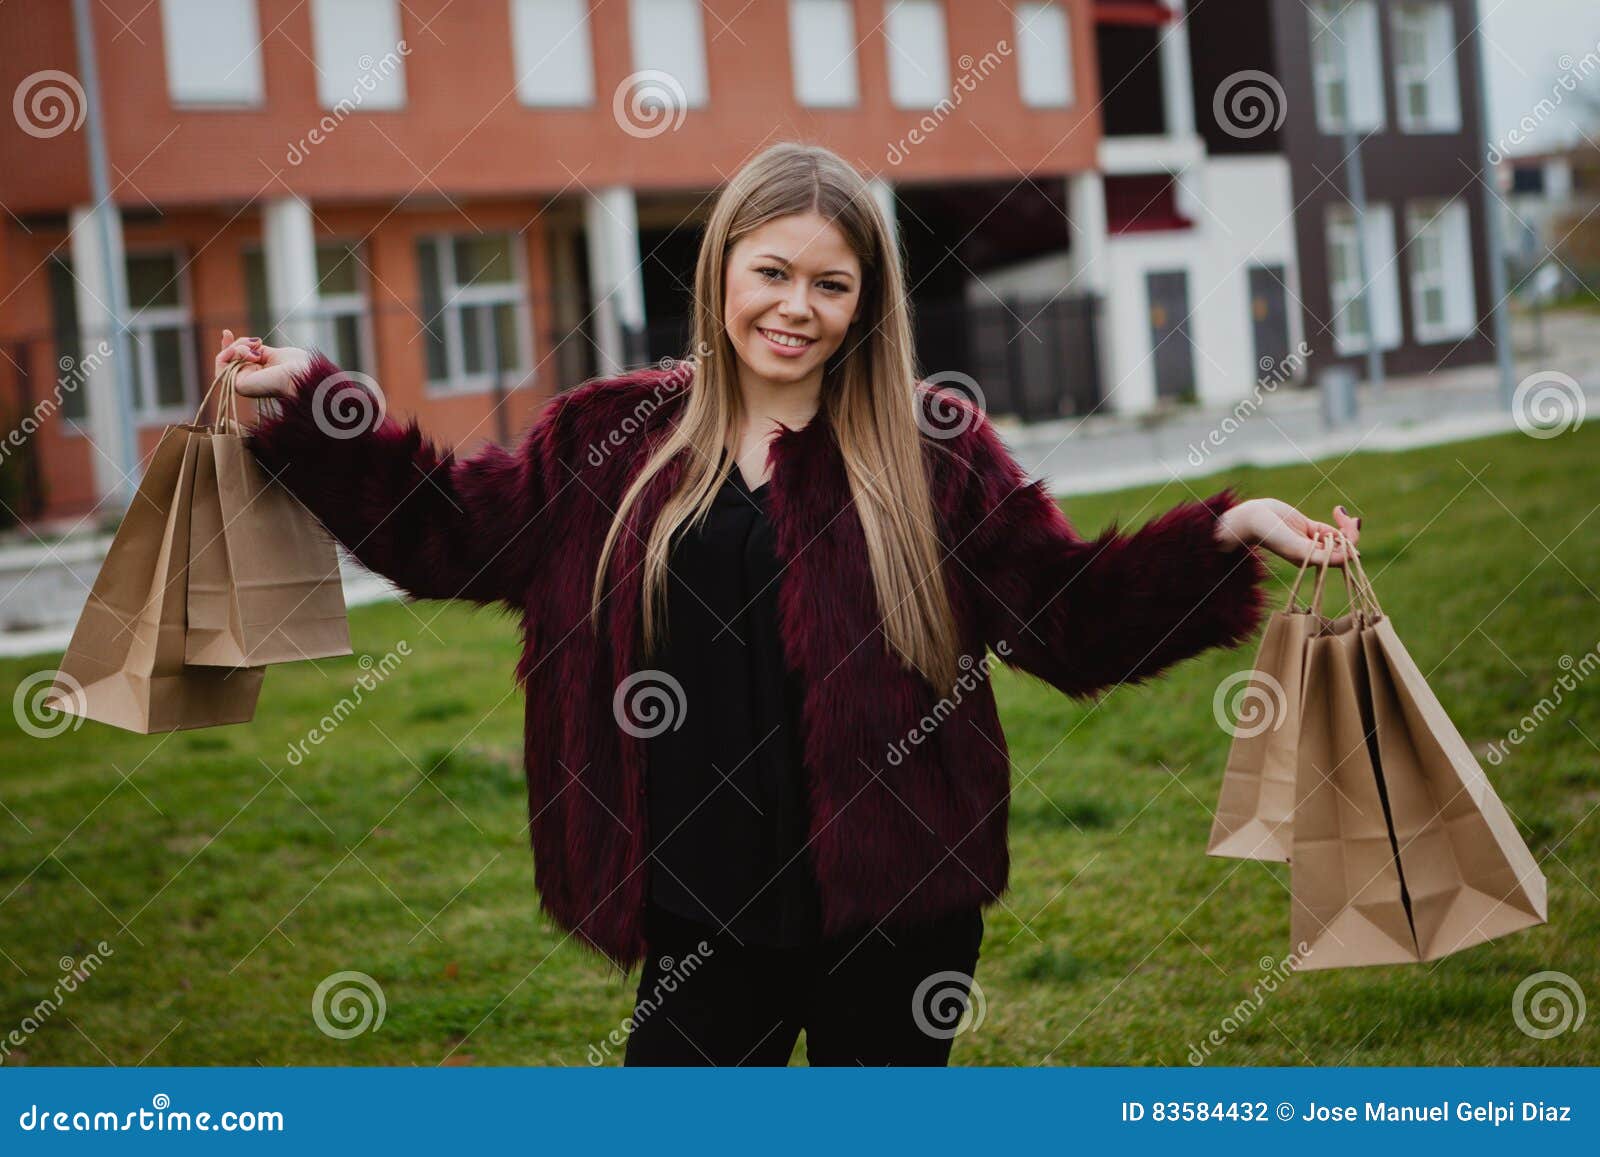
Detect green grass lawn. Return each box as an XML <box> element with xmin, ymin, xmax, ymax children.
<box><xmin>2</xmin><ymin>424</ymin><xmax>1597</xmax><ymax>1066</ymax></box>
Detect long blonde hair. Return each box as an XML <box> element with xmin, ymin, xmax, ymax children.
<box><xmin>589</xmin><ymin>141</ymin><xmax>963</xmax><ymax>694</ymax></box>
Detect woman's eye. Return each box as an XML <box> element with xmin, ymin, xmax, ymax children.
<box><xmin>757</xmin><ymin>267</ymin><xmax>847</xmax><ymax>293</ymax></box>
<box><xmin>758</xmin><ymin>267</ymin><xmax>784</xmax><ymax>280</ymax></box>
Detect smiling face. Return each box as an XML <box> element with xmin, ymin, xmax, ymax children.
<box><xmin>722</xmin><ymin>210</ymin><xmax>865</xmax><ymax>396</ymax></box>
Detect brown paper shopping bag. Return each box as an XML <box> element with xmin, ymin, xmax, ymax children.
<box><xmin>1207</xmin><ymin>550</ymin><xmax>1320</xmax><ymax>863</ymax></box>
<box><xmin>50</xmin><ymin>425</ymin><xmax>265</xmax><ymax>733</ymax></box>
<box><xmin>186</xmin><ymin>360</ymin><xmax>351</xmax><ymax>667</ymax></box>
<box><xmin>1290</xmin><ymin>544</ymin><xmax>1420</xmax><ymax>970</ymax></box>
<box><xmin>1346</xmin><ymin>548</ymin><xmax>1547</xmax><ymax>963</ymax></box>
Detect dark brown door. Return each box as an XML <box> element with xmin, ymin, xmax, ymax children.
<box><xmin>1249</xmin><ymin>264</ymin><xmax>1291</xmax><ymax>376</ymax></box>
<box><xmin>1147</xmin><ymin>270</ymin><xmax>1194</xmax><ymax>402</ymax></box>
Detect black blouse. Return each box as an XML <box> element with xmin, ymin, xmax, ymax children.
<box><xmin>642</xmin><ymin>457</ymin><xmax>824</xmax><ymax>948</ymax></box>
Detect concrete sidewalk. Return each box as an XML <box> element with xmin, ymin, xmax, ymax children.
<box><xmin>4</xmin><ymin>312</ymin><xmax>1596</xmax><ymax>660</ymax></box>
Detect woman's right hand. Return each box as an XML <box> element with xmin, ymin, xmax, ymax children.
<box><xmin>215</xmin><ymin>329</ymin><xmax>312</xmax><ymax>399</ymax></box>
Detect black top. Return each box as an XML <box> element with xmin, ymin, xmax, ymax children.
<box><xmin>642</xmin><ymin>457</ymin><xmax>824</xmax><ymax>948</ymax></box>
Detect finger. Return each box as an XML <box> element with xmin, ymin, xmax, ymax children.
<box><xmin>221</xmin><ymin>328</ymin><xmax>234</xmax><ymax>349</ymax></box>
<box><xmin>1333</xmin><ymin>504</ymin><xmax>1361</xmax><ymax>548</ymax></box>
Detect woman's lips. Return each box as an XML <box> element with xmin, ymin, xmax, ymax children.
<box><xmin>757</xmin><ymin>326</ymin><xmax>816</xmax><ymax>357</ymax></box>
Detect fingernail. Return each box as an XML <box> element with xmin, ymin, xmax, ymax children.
<box><xmin>1357</xmin><ymin>517</ymin><xmax>1363</xmax><ymax>529</ymax></box>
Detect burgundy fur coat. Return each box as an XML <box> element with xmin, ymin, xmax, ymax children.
<box><xmin>249</xmin><ymin>352</ymin><xmax>1269</xmax><ymax>972</ymax></box>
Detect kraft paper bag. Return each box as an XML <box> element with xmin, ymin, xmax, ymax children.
<box><xmin>50</xmin><ymin>425</ymin><xmax>266</xmax><ymax>733</ymax></box>
<box><xmin>186</xmin><ymin>360</ymin><xmax>351</xmax><ymax>667</ymax></box>
<box><xmin>1290</xmin><ymin>546</ymin><xmax>1419</xmax><ymax>970</ymax></box>
<box><xmin>1347</xmin><ymin>549</ymin><xmax>1547</xmax><ymax>962</ymax></box>
<box><xmin>1207</xmin><ymin>549</ymin><xmax>1320</xmax><ymax>863</ymax></box>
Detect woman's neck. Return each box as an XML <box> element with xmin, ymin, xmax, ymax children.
<box><xmin>735</xmin><ymin>364</ymin><xmax>823</xmax><ymax>433</ymax></box>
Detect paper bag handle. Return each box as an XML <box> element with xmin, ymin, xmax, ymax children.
<box><xmin>1307</xmin><ymin>530</ymin><xmax>1378</xmax><ymax>620</ymax></box>
<box><xmin>196</xmin><ymin>359</ymin><xmax>245</xmax><ymax>433</ymax></box>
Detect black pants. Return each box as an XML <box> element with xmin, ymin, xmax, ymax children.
<box><xmin>623</xmin><ymin>901</ymin><xmax>985</xmax><ymax>1066</ymax></box>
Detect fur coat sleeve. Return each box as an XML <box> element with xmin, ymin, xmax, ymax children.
<box><xmin>245</xmin><ymin>349</ymin><xmax>567</xmax><ymax>607</ymax></box>
<box><xmin>950</xmin><ymin>408</ymin><xmax>1269</xmax><ymax>700</ymax></box>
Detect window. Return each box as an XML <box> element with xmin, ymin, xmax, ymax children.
<box><xmin>512</xmin><ymin>0</ymin><xmax>595</xmax><ymax>106</ymax></box>
<box><xmin>789</xmin><ymin>0</ymin><xmax>858</xmax><ymax>107</ymax></box>
<box><xmin>1015</xmin><ymin>2</ymin><xmax>1073</xmax><ymax>108</ymax></box>
<box><xmin>48</xmin><ymin>255</ymin><xmax>88</xmax><ymax>422</ymax></box>
<box><xmin>885</xmin><ymin>0</ymin><xmax>949</xmax><ymax>109</ymax></box>
<box><xmin>1308</xmin><ymin>0</ymin><xmax>1384</xmax><ymax>132</ymax></box>
<box><xmin>125</xmin><ymin>251</ymin><xmax>199</xmax><ymax>423</ymax></box>
<box><xmin>1406</xmin><ymin>199</ymin><xmax>1476</xmax><ymax>341</ymax></box>
<box><xmin>1392</xmin><ymin>2</ymin><xmax>1461</xmax><ymax>133</ymax></box>
<box><xmin>311</xmin><ymin>0</ymin><xmax>407</xmax><ymax>110</ymax></box>
<box><xmin>160</xmin><ymin>0</ymin><xmax>264</xmax><ymax>106</ymax></box>
<box><xmin>243</xmin><ymin>241</ymin><xmax>375</xmax><ymax>376</ymax></box>
<box><xmin>628</xmin><ymin>0</ymin><xmax>709</xmax><ymax>109</ymax></box>
<box><xmin>415</xmin><ymin>235</ymin><xmax>532</xmax><ymax>393</ymax></box>
<box><xmin>1325</xmin><ymin>203</ymin><xmax>1401</xmax><ymax>354</ymax></box>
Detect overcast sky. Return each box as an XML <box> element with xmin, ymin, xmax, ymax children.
<box><xmin>1482</xmin><ymin>0</ymin><xmax>1600</xmax><ymax>155</ymax></box>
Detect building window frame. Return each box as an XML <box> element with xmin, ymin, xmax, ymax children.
<box><xmin>124</xmin><ymin>247</ymin><xmax>202</xmax><ymax>426</ymax></box>
<box><xmin>415</xmin><ymin>233</ymin><xmax>535</xmax><ymax>398</ymax></box>
<box><xmin>1405</xmin><ymin>197</ymin><xmax>1477</xmax><ymax>343</ymax></box>
<box><xmin>884</xmin><ymin>0</ymin><xmax>951</xmax><ymax>110</ymax></box>
<box><xmin>789</xmin><ymin>0</ymin><xmax>860</xmax><ymax>108</ymax></box>
<box><xmin>1391</xmin><ymin>1</ymin><xmax>1462</xmax><ymax>134</ymax></box>
<box><xmin>1325</xmin><ymin>202</ymin><xmax>1402</xmax><ymax>355</ymax></box>
<box><xmin>160</xmin><ymin>0</ymin><xmax>267</xmax><ymax>108</ymax></box>
<box><xmin>1308</xmin><ymin>0</ymin><xmax>1385</xmax><ymax>134</ymax></box>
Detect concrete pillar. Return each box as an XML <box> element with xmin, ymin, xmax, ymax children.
<box><xmin>584</xmin><ymin>187</ymin><xmax>647</xmax><ymax>374</ymax></box>
<box><xmin>262</xmin><ymin>195</ymin><xmax>321</xmax><ymax>351</ymax></box>
<box><xmin>67</xmin><ymin>203</ymin><xmax>136</xmax><ymax>504</ymax></box>
<box><xmin>866</xmin><ymin>177</ymin><xmax>900</xmax><ymax>259</ymax></box>
<box><xmin>1067</xmin><ymin>172</ymin><xmax>1108</xmax><ymax>293</ymax></box>
<box><xmin>1159</xmin><ymin>1</ymin><xmax>1196</xmax><ymax>140</ymax></box>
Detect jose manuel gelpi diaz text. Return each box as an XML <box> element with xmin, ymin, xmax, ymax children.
<box><xmin>1302</xmin><ymin>1102</ymin><xmax>1572</xmax><ymax>1124</ymax></box>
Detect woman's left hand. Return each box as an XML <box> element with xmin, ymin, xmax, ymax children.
<box><xmin>1214</xmin><ymin>498</ymin><xmax>1361</xmax><ymax>565</ymax></box>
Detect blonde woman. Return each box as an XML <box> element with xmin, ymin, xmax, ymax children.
<box><xmin>218</xmin><ymin>142</ymin><xmax>1359</xmax><ymax>1066</ymax></box>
